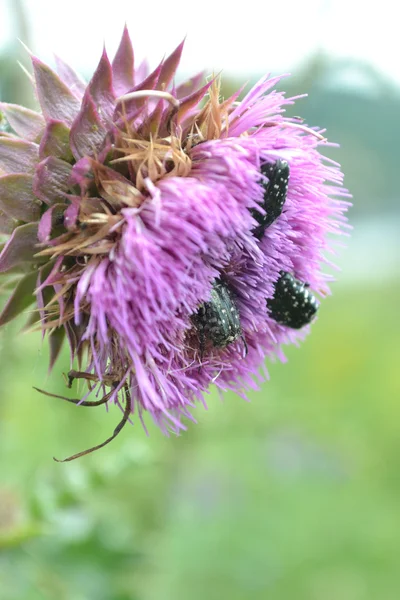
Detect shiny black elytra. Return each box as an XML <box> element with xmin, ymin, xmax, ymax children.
<box><xmin>267</xmin><ymin>272</ymin><xmax>319</xmax><ymax>329</ymax></box>
<box><xmin>251</xmin><ymin>158</ymin><xmax>290</xmax><ymax>240</ymax></box>
<box><xmin>250</xmin><ymin>159</ymin><xmax>319</xmax><ymax>329</ymax></box>
<box><xmin>192</xmin><ymin>279</ymin><xmax>243</xmax><ymax>359</ymax></box>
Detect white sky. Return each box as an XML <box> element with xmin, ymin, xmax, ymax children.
<box><xmin>0</xmin><ymin>0</ymin><xmax>398</xmax><ymax>84</ymax></box>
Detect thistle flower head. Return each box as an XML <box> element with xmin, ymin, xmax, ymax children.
<box><xmin>0</xmin><ymin>28</ymin><xmax>350</xmax><ymax>459</ymax></box>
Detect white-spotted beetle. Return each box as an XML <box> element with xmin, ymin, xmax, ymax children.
<box><xmin>251</xmin><ymin>158</ymin><xmax>290</xmax><ymax>239</ymax></box>
<box><xmin>267</xmin><ymin>271</ymin><xmax>319</xmax><ymax>329</ymax></box>
<box><xmin>192</xmin><ymin>279</ymin><xmax>244</xmax><ymax>359</ymax></box>
<box><xmin>251</xmin><ymin>159</ymin><xmax>319</xmax><ymax>329</ymax></box>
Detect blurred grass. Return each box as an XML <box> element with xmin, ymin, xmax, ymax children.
<box><xmin>0</xmin><ymin>279</ymin><xmax>399</xmax><ymax>600</ymax></box>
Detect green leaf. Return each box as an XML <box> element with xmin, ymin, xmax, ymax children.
<box><xmin>0</xmin><ymin>270</ymin><xmax>37</xmax><ymax>326</ymax></box>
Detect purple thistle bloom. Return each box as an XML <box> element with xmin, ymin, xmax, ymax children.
<box><xmin>0</xmin><ymin>29</ymin><xmax>350</xmax><ymax>460</ymax></box>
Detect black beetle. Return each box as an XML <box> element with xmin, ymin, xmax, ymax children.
<box><xmin>267</xmin><ymin>271</ymin><xmax>319</xmax><ymax>329</ymax></box>
<box><xmin>251</xmin><ymin>158</ymin><xmax>290</xmax><ymax>239</ymax></box>
<box><xmin>192</xmin><ymin>279</ymin><xmax>244</xmax><ymax>359</ymax></box>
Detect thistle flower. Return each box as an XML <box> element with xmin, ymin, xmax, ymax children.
<box><xmin>0</xmin><ymin>28</ymin><xmax>350</xmax><ymax>460</ymax></box>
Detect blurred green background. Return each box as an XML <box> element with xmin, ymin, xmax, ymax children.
<box><xmin>1</xmin><ymin>1</ymin><xmax>399</xmax><ymax>599</ymax></box>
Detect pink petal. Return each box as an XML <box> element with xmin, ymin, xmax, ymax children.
<box><xmin>114</xmin><ymin>62</ymin><xmax>163</xmax><ymax>122</ymax></box>
<box><xmin>37</xmin><ymin>208</ymin><xmax>52</xmax><ymax>244</ymax></box>
<box><xmin>38</xmin><ymin>203</ymin><xmax>65</xmax><ymax>242</ymax></box>
<box><xmin>39</xmin><ymin>119</ymin><xmax>73</xmax><ymax>161</ymax></box>
<box><xmin>36</xmin><ymin>256</ymin><xmax>64</xmax><ymax>291</ymax></box>
<box><xmin>133</xmin><ymin>61</ymin><xmax>163</xmax><ymax>92</ymax></box>
<box><xmin>33</xmin><ymin>156</ymin><xmax>72</xmax><ymax>205</ymax></box>
<box><xmin>112</xmin><ymin>25</ymin><xmax>135</xmax><ymax>95</ymax></box>
<box><xmin>0</xmin><ymin>102</ymin><xmax>45</xmax><ymax>141</ymax></box>
<box><xmin>0</xmin><ymin>173</ymin><xmax>41</xmax><ymax>221</ymax></box>
<box><xmin>176</xmin><ymin>71</ymin><xmax>205</xmax><ymax>99</ymax></box>
<box><xmin>0</xmin><ymin>222</ymin><xmax>39</xmax><ymax>272</ymax></box>
<box><xmin>54</xmin><ymin>55</ymin><xmax>86</xmax><ymax>99</ymax></box>
<box><xmin>177</xmin><ymin>79</ymin><xmax>214</xmax><ymax>124</ymax></box>
<box><xmin>87</xmin><ymin>49</ymin><xmax>115</xmax><ymax>122</ymax></box>
<box><xmin>32</xmin><ymin>56</ymin><xmax>81</xmax><ymax>126</ymax></box>
<box><xmin>0</xmin><ymin>138</ymin><xmax>39</xmax><ymax>174</ymax></box>
<box><xmin>63</xmin><ymin>198</ymin><xmax>80</xmax><ymax>230</ymax></box>
<box><xmin>69</xmin><ymin>157</ymin><xmax>94</xmax><ymax>192</ymax></box>
<box><xmin>134</xmin><ymin>58</ymin><xmax>149</xmax><ymax>86</ymax></box>
<box><xmin>157</xmin><ymin>40</ymin><xmax>185</xmax><ymax>91</ymax></box>
<box><xmin>69</xmin><ymin>92</ymin><xmax>107</xmax><ymax>160</ymax></box>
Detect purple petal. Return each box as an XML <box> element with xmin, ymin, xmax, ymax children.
<box><xmin>227</xmin><ymin>75</ymin><xmax>287</xmax><ymax>136</ymax></box>
<box><xmin>0</xmin><ymin>270</ymin><xmax>37</xmax><ymax>326</ymax></box>
<box><xmin>0</xmin><ymin>173</ymin><xmax>41</xmax><ymax>221</ymax></box>
<box><xmin>64</xmin><ymin>199</ymin><xmax>80</xmax><ymax>230</ymax></box>
<box><xmin>33</xmin><ymin>156</ymin><xmax>72</xmax><ymax>205</ymax></box>
<box><xmin>0</xmin><ymin>138</ymin><xmax>39</xmax><ymax>174</ymax></box>
<box><xmin>134</xmin><ymin>58</ymin><xmax>149</xmax><ymax>86</ymax></box>
<box><xmin>35</xmin><ymin>263</ymin><xmax>49</xmax><ymax>337</ymax></box>
<box><xmin>38</xmin><ymin>203</ymin><xmax>65</xmax><ymax>242</ymax></box>
<box><xmin>54</xmin><ymin>55</ymin><xmax>86</xmax><ymax>99</ymax></box>
<box><xmin>133</xmin><ymin>61</ymin><xmax>163</xmax><ymax>92</ymax></box>
<box><xmin>112</xmin><ymin>25</ymin><xmax>135</xmax><ymax>95</ymax></box>
<box><xmin>69</xmin><ymin>157</ymin><xmax>94</xmax><ymax>192</ymax></box>
<box><xmin>0</xmin><ymin>102</ymin><xmax>45</xmax><ymax>141</ymax></box>
<box><xmin>176</xmin><ymin>71</ymin><xmax>205</xmax><ymax>99</ymax></box>
<box><xmin>69</xmin><ymin>92</ymin><xmax>107</xmax><ymax>160</ymax></box>
<box><xmin>114</xmin><ymin>62</ymin><xmax>163</xmax><ymax>121</ymax></box>
<box><xmin>0</xmin><ymin>222</ymin><xmax>39</xmax><ymax>272</ymax></box>
<box><xmin>32</xmin><ymin>56</ymin><xmax>81</xmax><ymax>126</ymax></box>
<box><xmin>177</xmin><ymin>79</ymin><xmax>213</xmax><ymax>124</ymax></box>
<box><xmin>157</xmin><ymin>40</ymin><xmax>185</xmax><ymax>90</ymax></box>
<box><xmin>87</xmin><ymin>49</ymin><xmax>115</xmax><ymax>122</ymax></box>
<box><xmin>36</xmin><ymin>256</ymin><xmax>64</xmax><ymax>292</ymax></box>
<box><xmin>39</xmin><ymin>119</ymin><xmax>73</xmax><ymax>161</ymax></box>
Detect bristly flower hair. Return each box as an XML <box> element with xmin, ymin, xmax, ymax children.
<box><xmin>0</xmin><ymin>28</ymin><xmax>350</xmax><ymax>460</ymax></box>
